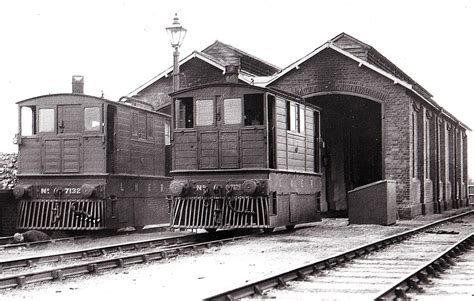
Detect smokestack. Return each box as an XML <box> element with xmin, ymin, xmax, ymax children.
<box><xmin>224</xmin><ymin>65</ymin><xmax>239</xmax><ymax>84</ymax></box>
<box><xmin>72</xmin><ymin>75</ymin><xmax>84</xmax><ymax>94</ymax></box>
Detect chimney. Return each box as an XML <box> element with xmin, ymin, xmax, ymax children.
<box><xmin>224</xmin><ymin>65</ymin><xmax>239</xmax><ymax>84</ymax></box>
<box><xmin>72</xmin><ymin>75</ymin><xmax>84</xmax><ymax>94</ymax></box>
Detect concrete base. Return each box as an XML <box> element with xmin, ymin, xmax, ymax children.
<box><xmin>348</xmin><ymin>180</ymin><xmax>396</xmax><ymax>226</ymax></box>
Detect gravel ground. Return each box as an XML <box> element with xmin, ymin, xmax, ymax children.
<box><xmin>0</xmin><ymin>207</ymin><xmax>471</xmax><ymax>301</ymax></box>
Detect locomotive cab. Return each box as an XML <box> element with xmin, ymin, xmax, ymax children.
<box><xmin>169</xmin><ymin>83</ymin><xmax>322</xmax><ymax>231</ymax></box>
<box><xmin>15</xmin><ymin>93</ymin><xmax>171</xmax><ymax>231</ymax></box>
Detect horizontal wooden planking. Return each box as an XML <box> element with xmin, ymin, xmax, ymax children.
<box><xmin>44</xmin><ymin>140</ymin><xmax>61</xmax><ymax>173</ymax></box>
<box><xmin>200</xmin><ymin>157</ymin><xmax>218</xmax><ymax>169</ymax></box>
<box><xmin>221</xmin><ymin>149</ymin><xmax>238</xmax><ymax>157</ymax></box>
<box><xmin>288</xmin><ymin>160</ymin><xmax>306</xmax><ymax>170</ymax></box>
<box><xmin>241</xmin><ymin>132</ymin><xmax>265</xmax><ymax>142</ymax></box>
<box><xmin>175</xmin><ymin>158</ymin><xmax>197</xmax><ymax>169</ymax></box>
<box><xmin>219</xmin><ymin>132</ymin><xmax>238</xmax><ymax>142</ymax></box>
<box><xmin>288</xmin><ymin>152</ymin><xmax>305</xmax><ymax>161</ymax></box>
<box><xmin>221</xmin><ymin>141</ymin><xmax>239</xmax><ymax>150</ymax></box>
<box><xmin>200</xmin><ymin>141</ymin><xmax>218</xmax><ymax>149</ymax></box>
<box><xmin>174</xmin><ymin>132</ymin><xmax>197</xmax><ymax>143</ymax></box>
<box><xmin>20</xmin><ymin>139</ymin><xmax>42</xmax><ymax>173</ymax></box>
<box><xmin>242</xmin><ymin>148</ymin><xmax>264</xmax><ymax>156</ymax></box>
<box><xmin>63</xmin><ymin>138</ymin><xmax>80</xmax><ymax>173</ymax></box>
<box><xmin>83</xmin><ymin>138</ymin><xmax>104</xmax><ymax>173</ymax></box>
<box><xmin>200</xmin><ymin>132</ymin><xmax>218</xmax><ymax>142</ymax></box>
<box><xmin>287</xmin><ymin>138</ymin><xmax>306</xmax><ymax>148</ymax></box>
<box><xmin>242</xmin><ymin>142</ymin><xmax>265</xmax><ymax>151</ymax></box>
<box><xmin>174</xmin><ymin>149</ymin><xmax>197</xmax><ymax>158</ymax></box>
<box><xmin>201</xmin><ymin>149</ymin><xmax>218</xmax><ymax>157</ymax></box>
<box><xmin>242</xmin><ymin>156</ymin><xmax>266</xmax><ymax>167</ymax></box>
<box><xmin>174</xmin><ymin>143</ymin><xmax>197</xmax><ymax>151</ymax></box>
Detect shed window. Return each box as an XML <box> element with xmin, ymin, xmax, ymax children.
<box><xmin>84</xmin><ymin>107</ymin><xmax>101</xmax><ymax>131</ymax></box>
<box><xmin>244</xmin><ymin>94</ymin><xmax>264</xmax><ymax>126</ymax></box>
<box><xmin>195</xmin><ymin>99</ymin><xmax>214</xmax><ymax>126</ymax></box>
<box><xmin>147</xmin><ymin>116</ymin><xmax>154</xmax><ymax>140</ymax></box>
<box><xmin>176</xmin><ymin>98</ymin><xmax>193</xmax><ymax>128</ymax></box>
<box><xmin>132</xmin><ymin>112</ymin><xmax>139</xmax><ymax>136</ymax></box>
<box><xmin>39</xmin><ymin>108</ymin><xmax>55</xmax><ymax>132</ymax></box>
<box><xmin>21</xmin><ymin>106</ymin><xmax>36</xmax><ymax>136</ymax></box>
<box><xmin>224</xmin><ymin>98</ymin><xmax>242</xmax><ymax>124</ymax></box>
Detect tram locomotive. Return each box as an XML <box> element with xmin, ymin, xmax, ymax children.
<box><xmin>168</xmin><ymin>81</ymin><xmax>323</xmax><ymax>231</ymax></box>
<box><xmin>13</xmin><ymin>92</ymin><xmax>171</xmax><ymax>231</ymax></box>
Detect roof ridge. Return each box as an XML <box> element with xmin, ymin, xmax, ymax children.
<box><xmin>202</xmin><ymin>40</ymin><xmax>281</xmax><ymax>71</ymax></box>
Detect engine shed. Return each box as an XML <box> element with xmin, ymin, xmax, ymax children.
<box><xmin>130</xmin><ymin>33</ymin><xmax>470</xmax><ymax>219</ymax></box>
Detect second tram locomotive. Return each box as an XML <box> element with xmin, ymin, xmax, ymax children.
<box><xmin>13</xmin><ymin>89</ymin><xmax>171</xmax><ymax>231</ymax></box>
<box><xmin>169</xmin><ymin>81</ymin><xmax>322</xmax><ymax>231</ymax></box>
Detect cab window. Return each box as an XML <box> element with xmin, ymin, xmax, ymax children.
<box><xmin>38</xmin><ymin>108</ymin><xmax>55</xmax><ymax>133</ymax></box>
<box><xmin>244</xmin><ymin>94</ymin><xmax>264</xmax><ymax>126</ymax></box>
<box><xmin>175</xmin><ymin>97</ymin><xmax>193</xmax><ymax>128</ymax></box>
<box><xmin>84</xmin><ymin>107</ymin><xmax>101</xmax><ymax>132</ymax></box>
<box><xmin>224</xmin><ymin>98</ymin><xmax>242</xmax><ymax>125</ymax></box>
<box><xmin>195</xmin><ymin>99</ymin><xmax>214</xmax><ymax>126</ymax></box>
<box><xmin>21</xmin><ymin>106</ymin><xmax>36</xmax><ymax>136</ymax></box>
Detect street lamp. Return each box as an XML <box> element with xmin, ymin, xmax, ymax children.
<box><xmin>166</xmin><ymin>13</ymin><xmax>187</xmax><ymax>92</ymax></box>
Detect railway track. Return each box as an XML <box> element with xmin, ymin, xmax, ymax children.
<box><xmin>204</xmin><ymin>210</ymin><xmax>474</xmax><ymax>300</ymax></box>
<box><xmin>376</xmin><ymin>233</ymin><xmax>473</xmax><ymax>300</ymax></box>
<box><xmin>0</xmin><ymin>230</ymin><xmax>251</xmax><ymax>289</ymax></box>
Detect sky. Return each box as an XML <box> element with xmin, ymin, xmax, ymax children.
<box><xmin>1</xmin><ymin>0</ymin><xmax>473</xmax><ymax>178</ymax></box>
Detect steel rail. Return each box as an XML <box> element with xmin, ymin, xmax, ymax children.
<box><xmin>0</xmin><ymin>233</ymin><xmax>247</xmax><ymax>289</ymax></box>
<box><xmin>0</xmin><ymin>231</ymin><xmax>239</xmax><ymax>272</ymax></box>
<box><xmin>374</xmin><ymin>233</ymin><xmax>473</xmax><ymax>300</ymax></box>
<box><xmin>0</xmin><ymin>236</ymin><xmax>87</xmax><ymax>250</ymax></box>
<box><xmin>203</xmin><ymin>210</ymin><xmax>474</xmax><ymax>301</ymax></box>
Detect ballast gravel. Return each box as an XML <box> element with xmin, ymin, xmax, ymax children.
<box><xmin>0</xmin><ymin>208</ymin><xmax>471</xmax><ymax>301</ymax></box>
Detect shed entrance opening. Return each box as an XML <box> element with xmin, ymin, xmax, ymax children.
<box><xmin>307</xmin><ymin>94</ymin><xmax>383</xmax><ymax>213</ymax></box>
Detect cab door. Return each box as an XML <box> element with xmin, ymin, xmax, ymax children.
<box><xmin>57</xmin><ymin>105</ymin><xmax>81</xmax><ymax>173</ymax></box>
<box><xmin>58</xmin><ymin>105</ymin><xmax>81</xmax><ymax>134</ymax></box>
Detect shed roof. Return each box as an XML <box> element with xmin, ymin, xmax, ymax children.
<box><xmin>256</xmin><ymin>33</ymin><xmax>470</xmax><ymax>131</ymax></box>
<box><xmin>202</xmin><ymin>40</ymin><xmax>281</xmax><ymax>76</ymax></box>
<box><xmin>128</xmin><ymin>40</ymin><xmax>279</xmax><ymax>97</ymax></box>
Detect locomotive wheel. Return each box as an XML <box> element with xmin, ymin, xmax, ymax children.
<box><xmin>205</xmin><ymin>228</ymin><xmax>217</xmax><ymax>233</ymax></box>
<box><xmin>285</xmin><ymin>225</ymin><xmax>296</xmax><ymax>231</ymax></box>
<box><xmin>263</xmin><ymin>227</ymin><xmax>275</xmax><ymax>233</ymax></box>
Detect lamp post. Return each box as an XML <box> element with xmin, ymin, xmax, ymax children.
<box><xmin>166</xmin><ymin>13</ymin><xmax>187</xmax><ymax>92</ymax></box>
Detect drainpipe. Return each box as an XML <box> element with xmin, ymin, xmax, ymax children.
<box><xmin>434</xmin><ymin>108</ymin><xmax>442</xmax><ymax>213</ymax></box>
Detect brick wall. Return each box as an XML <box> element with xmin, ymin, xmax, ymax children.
<box><xmin>138</xmin><ymin>58</ymin><xmax>226</xmax><ymax>109</ymax></box>
<box><xmin>0</xmin><ymin>190</ymin><xmax>18</xmax><ymax>236</ymax></box>
<box><xmin>269</xmin><ymin>48</ymin><xmax>415</xmax><ymax>216</ymax></box>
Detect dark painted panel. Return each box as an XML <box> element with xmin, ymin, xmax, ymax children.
<box><xmin>19</xmin><ymin>138</ymin><xmax>41</xmax><ymax>173</ymax></box>
<box><xmin>43</xmin><ymin>139</ymin><xmax>61</xmax><ymax>173</ymax></box>
<box><xmin>220</xmin><ymin>130</ymin><xmax>239</xmax><ymax>169</ymax></box>
<box><xmin>83</xmin><ymin>137</ymin><xmax>104</xmax><ymax>173</ymax></box>
<box><xmin>62</xmin><ymin>138</ymin><xmax>80</xmax><ymax>173</ymax></box>
<box><xmin>200</xmin><ymin>132</ymin><xmax>218</xmax><ymax>169</ymax></box>
<box><xmin>174</xmin><ymin>131</ymin><xmax>198</xmax><ymax>170</ymax></box>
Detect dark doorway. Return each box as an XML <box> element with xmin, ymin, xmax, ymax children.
<box><xmin>307</xmin><ymin>94</ymin><xmax>382</xmax><ymax>212</ymax></box>
<box><xmin>106</xmin><ymin>105</ymin><xmax>117</xmax><ymax>173</ymax></box>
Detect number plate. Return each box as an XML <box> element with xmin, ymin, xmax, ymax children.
<box><xmin>38</xmin><ymin>186</ymin><xmax>82</xmax><ymax>196</ymax></box>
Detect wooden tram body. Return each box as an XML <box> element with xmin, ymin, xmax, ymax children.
<box><xmin>14</xmin><ymin>94</ymin><xmax>171</xmax><ymax>231</ymax></box>
<box><xmin>169</xmin><ymin>83</ymin><xmax>322</xmax><ymax>231</ymax></box>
